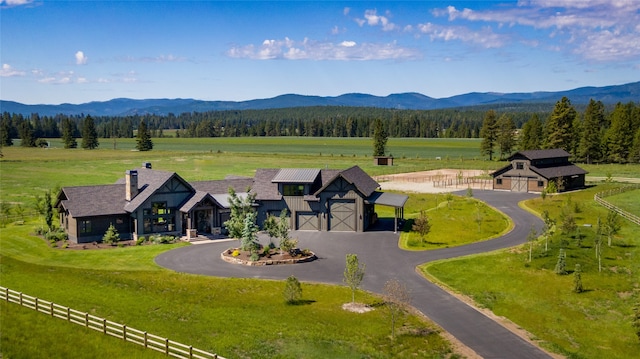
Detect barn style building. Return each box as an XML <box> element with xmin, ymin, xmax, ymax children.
<box><xmin>491</xmin><ymin>149</ymin><xmax>587</xmax><ymax>193</ymax></box>
<box><xmin>55</xmin><ymin>163</ymin><xmax>407</xmax><ymax>243</ymax></box>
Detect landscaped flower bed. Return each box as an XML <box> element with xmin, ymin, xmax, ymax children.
<box><xmin>221</xmin><ymin>247</ymin><xmax>316</xmax><ymax>266</ymax></box>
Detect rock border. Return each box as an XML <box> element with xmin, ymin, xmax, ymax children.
<box><xmin>220</xmin><ymin>250</ymin><xmax>317</xmax><ymax>266</ymax></box>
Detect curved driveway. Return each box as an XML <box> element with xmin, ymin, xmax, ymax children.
<box><xmin>156</xmin><ymin>190</ymin><xmax>549</xmax><ymax>359</ymax></box>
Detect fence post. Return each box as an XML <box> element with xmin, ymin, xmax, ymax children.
<box><xmin>67</xmin><ymin>307</ymin><xmax>71</xmax><ymax>321</ymax></box>
<box><xmin>123</xmin><ymin>325</ymin><xmax>127</xmax><ymax>340</ymax></box>
<box><xmin>103</xmin><ymin>318</ymin><xmax>107</xmax><ymax>334</ymax></box>
<box><xmin>189</xmin><ymin>345</ymin><xmax>193</xmax><ymax>358</ymax></box>
<box><xmin>85</xmin><ymin>313</ymin><xmax>89</xmax><ymax>327</ymax></box>
<box><xmin>19</xmin><ymin>292</ymin><xmax>23</xmax><ymax>306</ymax></box>
<box><xmin>4</xmin><ymin>287</ymin><xmax>8</xmax><ymax>301</ymax></box>
<box><xmin>50</xmin><ymin>302</ymin><xmax>54</xmax><ymax>316</ymax></box>
<box><xmin>143</xmin><ymin>332</ymin><xmax>147</xmax><ymax>348</ymax></box>
<box><xmin>165</xmin><ymin>338</ymin><xmax>169</xmax><ymax>355</ymax></box>
<box><xmin>35</xmin><ymin>297</ymin><xmax>38</xmax><ymax>311</ymax></box>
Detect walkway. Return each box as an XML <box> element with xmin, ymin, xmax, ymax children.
<box><xmin>156</xmin><ymin>190</ymin><xmax>549</xmax><ymax>359</ymax></box>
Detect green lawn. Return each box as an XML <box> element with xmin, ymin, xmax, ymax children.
<box><xmin>422</xmin><ymin>184</ymin><xmax>640</xmax><ymax>359</ymax></box>
<box><xmin>604</xmin><ymin>188</ymin><xmax>640</xmax><ymax>215</ymax></box>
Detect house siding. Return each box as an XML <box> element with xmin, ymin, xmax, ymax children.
<box><xmin>71</xmin><ymin>214</ymin><xmax>132</xmax><ymax>244</ymax></box>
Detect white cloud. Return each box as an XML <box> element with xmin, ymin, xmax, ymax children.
<box><xmin>434</xmin><ymin>1</ymin><xmax>640</xmax><ymax>62</ymax></box>
<box><xmin>0</xmin><ymin>63</ymin><xmax>26</xmax><ymax>77</ymax></box>
<box><xmin>0</xmin><ymin>0</ymin><xmax>34</xmax><ymax>7</ymax></box>
<box><xmin>343</xmin><ymin>7</ymin><xmax>350</xmax><ymax>16</ymax></box>
<box><xmin>417</xmin><ymin>23</ymin><xmax>507</xmax><ymax>48</ymax></box>
<box><xmin>227</xmin><ymin>38</ymin><xmax>420</xmax><ymax>61</ymax></box>
<box><xmin>75</xmin><ymin>51</ymin><xmax>88</xmax><ymax>65</ymax></box>
<box><xmin>363</xmin><ymin>9</ymin><xmax>397</xmax><ymax>31</ymax></box>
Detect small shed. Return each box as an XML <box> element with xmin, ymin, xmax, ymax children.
<box><xmin>374</xmin><ymin>156</ymin><xmax>394</xmax><ymax>166</ymax></box>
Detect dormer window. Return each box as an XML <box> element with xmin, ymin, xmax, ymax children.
<box><xmin>283</xmin><ymin>184</ymin><xmax>305</xmax><ymax>196</ymax></box>
<box><xmin>516</xmin><ymin>162</ymin><xmax>524</xmax><ymax>170</ymax></box>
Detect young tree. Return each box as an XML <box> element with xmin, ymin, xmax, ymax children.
<box><xmin>411</xmin><ymin>210</ymin><xmax>431</xmax><ymax>244</ymax></box>
<box><xmin>480</xmin><ymin>110</ymin><xmax>498</xmax><ymax>160</ymax></box>
<box><xmin>135</xmin><ymin>120</ymin><xmax>154</xmax><ymax>151</ymax></box>
<box><xmin>81</xmin><ymin>115</ymin><xmax>99</xmax><ymax>149</ymax></box>
<box><xmin>383</xmin><ymin>278</ymin><xmax>411</xmax><ymax>339</ymax></box>
<box><xmin>262</xmin><ymin>214</ymin><xmax>278</xmax><ymax>247</ymax></box>
<box><xmin>555</xmin><ymin>248</ymin><xmax>567</xmax><ymax>275</ymax></box>
<box><xmin>541</xmin><ymin>210</ymin><xmax>556</xmax><ymax>252</ymax></box>
<box><xmin>544</xmin><ymin>97</ymin><xmax>576</xmax><ymax>152</ymax></box>
<box><xmin>102</xmin><ymin>223</ymin><xmax>120</xmax><ymax>245</ymax></box>
<box><xmin>497</xmin><ymin>114</ymin><xmax>516</xmax><ymax>159</ymax></box>
<box><xmin>343</xmin><ymin>254</ymin><xmax>366</xmax><ymax>303</ymax></box>
<box><xmin>240</xmin><ymin>211</ymin><xmax>259</xmax><ymax>252</ymax></box>
<box><xmin>603</xmin><ymin>210</ymin><xmax>621</xmax><ymax>247</ymax></box>
<box><xmin>595</xmin><ymin>216</ymin><xmax>603</xmax><ymax>272</ymax></box>
<box><xmin>283</xmin><ymin>275</ymin><xmax>302</xmax><ymax>304</ymax></box>
<box><xmin>372</xmin><ymin>118</ymin><xmax>388</xmax><ymax>157</ymax></box>
<box><xmin>527</xmin><ymin>226</ymin><xmax>537</xmax><ymax>263</ymax></box>
<box><xmin>60</xmin><ymin>118</ymin><xmax>78</xmax><ymax>149</ymax></box>
<box><xmin>44</xmin><ymin>189</ymin><xmax>53</xmax><ymax>231</ymax></box>
<box><xmin>223</xmin><ymin>187</ymin><xmax>256</xmax><ymax>239</ymax></box>
<box><xmin>573</xmin><ymin>264</ymin><xmax>584</xmax><ymax>293</ymax></box>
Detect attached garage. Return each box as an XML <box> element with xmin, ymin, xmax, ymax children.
<box><xmin>328</xmin><ymin>199</ymin><xmax>356</xmax><ymax>231</ymax></box>
<box><xmin>296</xmin><ymin>212</ymin><xmax>319</xmax><ymax>231</ymax></box>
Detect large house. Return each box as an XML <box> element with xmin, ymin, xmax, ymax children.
<box><xmin>491</xmin><ymin>149</ymin><xmax>587</xmax><ymax>193</ymax></box>
<box><xmin>55</xmin><ymin>163</ymin><xmax>408</xmax><ymax>244</ymax></box>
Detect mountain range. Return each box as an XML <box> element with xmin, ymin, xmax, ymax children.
<box><xmin>2</xmin><ymin>81</ymin><xmax>638</xmax><ymax>117</ymax></box>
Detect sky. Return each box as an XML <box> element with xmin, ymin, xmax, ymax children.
<box><xmin>1</xmin><ymin>0</ymin><xmax>639</xmax><ymax>105</ymax></box>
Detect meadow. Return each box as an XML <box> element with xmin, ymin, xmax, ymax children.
<box><xmin>2</xmin><ymin>137</ymin><xmax>640</xmax><ymax>358</ymax></box>
<box><xmin>422</xmin><ymin>184</ymin><xmax>640</xmax><ymax>359</ymax></box>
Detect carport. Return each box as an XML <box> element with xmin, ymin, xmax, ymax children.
<box><xmin>366</xmin><ymin>192</ymin><xmax>409</xmax><ymax>233</ymax></box>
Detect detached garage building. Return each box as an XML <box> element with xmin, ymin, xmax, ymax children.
<box><xmin>491</xmin><ymin>149</ymin><xmax>587</xmax><ymax>193</ymax></box>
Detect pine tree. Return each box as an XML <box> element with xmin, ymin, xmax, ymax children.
<box><xmin>135</xmin><ymin>121</ymin><xmax>153</xmax><ymax>151</ymax></box>
<box><xmin>605</xmin><ymin>102</ymin><xmax>635</xmax><ymax>163</ymax></box>
<box><xmin>18</xmin><ymin>120</ymin><xmax>36</xmax><ymax>147</ymax></box>
<box><xmin>544</xmin><ymin>97</ymin><xmax>576</xmax><ymax>151</ymax></box>
<box><xmin>372</xmin><ymin>118</ymin><xmax>387</xmax><ymax>157</ymax></box>
<box><xmin>520</xmin><ymin>114</ymin><xmax>543</xmax><ymax>150</ymax></box>
<box><xmin>0</xmin><ymin>114</ymin><xmax>13</xmax><ymax>147</ymax></box>
<box><xmin>81</xmin><ymin>115</ymin><xmax>99</xmax><ymax>149</ymax></box>
<box><xmin>497</xmin><ymin>114</ymin><xmax>516</xmax><ymax>159</ymax></box>
<box><xmin>578</xmin><ymin>99</ymin><xmax>604</xmax><ymax>163</ymax></box>
<box><xmin>573</xmin><ymin>264</ymin><xmax>583</xmax><ymax>293</ymax></box>
<box><xmin>61</xmin><ymin>118</ymin><xmax>78</xmax><ymax>149</ymax></box>
<box><xmin>555</xmin><ymin>248</ymin><xmax>567</xmax><ymax>275</ymax></box>
<box><xmin>102</xmin><ymin>223</ymin><xmax>120</xmax><ymax>245</ymax></box>
<box><xmin>283</xmin><ymin>275</ymin><xmax>302</xmax><ymax>304</ymax></box>
<box><xmin>630</xmin><ymin>127</ymin><xmax>640</xmax><ymax>163</ymax></box>
<box><xmin>480</xmin><ymin>110</ymin><xmax>498</xmax><ymax>160</ymax></box>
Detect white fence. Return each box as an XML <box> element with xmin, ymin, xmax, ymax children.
<box><xmin>594</xmin><ymin>185</ymin><xmax>640</xmax><ymax>226</ymax></box>
<box><xmin>1</xmin><ymin>286</ymin><xmax>225</xmax><ymax>359</ymax></box>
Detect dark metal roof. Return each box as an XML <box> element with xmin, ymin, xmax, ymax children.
<box><xmin>529</xmin><ymin>164</ymin><xmax>588</xmax><ymax>179</ymax></box>
<box><xmin>272</xmin><ymin>168</ymin><xmax>321</xmax><ymax>183</ymax></box>
<box><xmin>511</xmin><ymin>149</ymin><xmax>571</xmax><ymax>160</ymax></box>
<box><xmin>315</xmin><ymin>166</ymin><xmax>380</xmax><ymax>197</ymax></box>
<box><xmin>366</xmin><ymin>191</ymin><xmax>408</xmax><ymax>208</ymax></box>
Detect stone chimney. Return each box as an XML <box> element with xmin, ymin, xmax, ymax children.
<box><xmin>126</xmin><ymin>170</ymin><xmax>138</xmax><ymax>201</ymax></box>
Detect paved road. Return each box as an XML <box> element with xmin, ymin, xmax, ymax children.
<box><xmin>156</xmin><ymin>190</ymin><xmax>549</xmax><ymax>359</ymax></box>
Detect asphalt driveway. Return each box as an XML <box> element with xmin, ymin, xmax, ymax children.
<box><xmin>156</xmin><ymin>190</ymin><xmax>550</xmax><ymax>359</ymax></box>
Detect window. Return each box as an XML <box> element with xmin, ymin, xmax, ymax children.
<box><xmin>80</xmin><ymin>220</ymin><xmax>91</xmax><ymax>233</ymax></box>
<box><xmin>143</xmin><ymin>201</ymin><xmax>175</xmax><ymax>233</ymax></box>
<box><xmin>516</xmin><ymin>162</ymin><xmax>524</xmax><ymax>170</ymax></box>
<box><xmin>537</xmin><ymin>181</ymin><xmax>544</xmax><ymax>187</ymax></box>
<box><xmin>283</xmin><ymin>184</ymin><xmax>305</xmax><ymax>196</ymax></box>
<box><xmin>496</xmin><ymin>178</ymin><xmax>503</xmax><ymax>185</ymax></box>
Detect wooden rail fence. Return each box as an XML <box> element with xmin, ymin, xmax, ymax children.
<box><xmin>1</xmin><ymin>286</ymin><xmax>224</xmax><ymax>359</ymax></box>
<box><xmin>594</xmin><ymin>185</ymin><xmax>640</xmax><ymax>226</ymax></box>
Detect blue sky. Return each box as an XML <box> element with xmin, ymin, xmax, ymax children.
<box><xmin>1</xmin><ymin>0</ymin><xmax>639</xmax><ymax>105</ymax></box>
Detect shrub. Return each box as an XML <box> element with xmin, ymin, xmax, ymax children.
<box><xmin>135</xmin><ymin>236</ymin><xmax>147</xmax><ymax>246</ymax></box>
<box><xmin>250</xmin><ymin>252</ymin><xmax>260</xmax><ymax>262</ymax></box>
<box><xmin>280</xmin><ymin>237</ymin><xmax>298</xmax><ymax>255</ymax></box>
<box><xmin>102</xmin><ymin>223</ymin><xmax>120</xmax><ymax>245</ymax></box>
<box><xmin>232</xmin><ymin>249</ymin><xmax>240</xmax><ymax>257</ymax></box>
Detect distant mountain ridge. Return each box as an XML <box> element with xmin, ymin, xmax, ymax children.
<box><xmin>2</xmin><ymin>81</ymin><xmax>638</xmax><ymax>116</ymax></box>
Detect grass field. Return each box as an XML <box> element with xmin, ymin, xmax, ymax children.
<box><xmin>604</xmin><ymin>188</ymin><xmax>640</xmax><ymax>215</ymax></box>
<box><xmin>422</xmin><ymin>184</ymin><xmax>640</xmax><ymax>359</ymax></box>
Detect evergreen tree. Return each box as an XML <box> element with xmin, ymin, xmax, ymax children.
<box><xmin>102</xmin><ymin>223</ymin><xmax>120</xmax><ymax>245</ymax></box>
<box><xmin>283</xmin><ymin>275</ymin><xmax>302</xmax><ymax>304</ymax></box>
<box><xmin>555</xmin><ymin>248</ymin><xmax>567</xmax><ymax>275</ymax></box>
<box><xmin>605</xmin><ymin>102</ymin><xmax>635</xmax><ymax>163</ymax></box>
<box><xmin>44</xmin><ymin>189</ymin><xmax>53</xmax><ymax>231</ymax></box>
<box><xmin>573</xmin><ymin>264</ymin><xmax>583</xmax><ymax>293</ymax></box>
<box><xmin>520</xmin><ymin>114</ymin><xmax>543</xmax><ymax>150</ymax></box>
<box><xmin>578</xmin><ymin>99</ymin><xmax>604</xmax><ymax>163</ymax></box>
<box><xmin>60</xmin><ymin>118</ymin><xmax>78</xmax><ymax>149</ymax></box>
<box><xmin>480</xmin><ymin>110</ymin><xmax>498</xmax><ymax>160</ymax></box>
<box><xmin>81</xmin><ymin>115</ymin><xmax>99</xmax><ymax>149</ymax></box>
<box><xmin>135</xmin><ymin>120</ymin><xmax>153</xmax><ymax>151</ymax></box>
<box><xmin>544</xmin><ymin>97</ymin><xmax>576</xmax><ymax>151</ymax></box>
<box><xmin>497</xmin><ymin>113</ymin><xmax>516</xmax><ymax>159</ymax></box>
<box><xmin>18</xmin><ymin>120</ymin><xmax>36</xmax><ymax>147</ymax></box>
<box><xmin>411</xmin><ymin>210</ymin><xmax>431</xmax><ymax>244</ymax></box>
<box><xmin>372</xmin><ymin>118</ymin><xmax>388</xmax><ymax>156</ymax></box>
<box><xmin>630</xmin><ymin>127</ymin><xmax>640</xmax><ymax>163</ymax></box>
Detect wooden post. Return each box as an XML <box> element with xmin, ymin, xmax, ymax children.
<box><xmin>4</xmin><ymin>287</ymin><xmax>8</xmax><ymax>301</ymax></box>
<box><xmin>35</xmin><ymin>297</ymin><xmax>38</xmax><ymax>311</ymax></box>
<box><xmin>19</xmin><ymin>292</ymin><xmax>23</xmax><ymax>306</ymax></box>
<box><xmin>189</xmin><ymin>346</ymin><xmax>193</xmax><ymax>358</ymax></box>
<box><xmin>143</xmin><ymin>332</ymin><xmax>148</xmax><ymax>348</ymax></box>
<box><xmin>85</xmin><ymin>313</ymin><xmax>89</xmax><ymax>327</ymax></box>
<box><xmin>123</xmin><ymin>325</ymin><xmax>127</xmax><ymax>340</ymax></box>
<box><xmin>103</xmin><ymin>318</ymin><xmax>107</xmax><ymax>334</ymax></box>
<box><xmin>50</xmin><ymin>302</ymin><xmax>54</xmax><ymax>316</ymax></box>
<box><xmin>67</xmin><ymin>307</ymin><xmax>71</xmax><ymax>321</ymax></box>
<box><xmin>165</xmin><ymin>338</ymin><xmax>169</xmax><ymax>355</ymax></box>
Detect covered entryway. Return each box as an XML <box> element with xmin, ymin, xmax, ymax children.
<box><xmin>328</xmin><ymin>199</ymin><xmax>356</xmax><ymax>231</ymax></box>
<box><xmin>510</xmin><ymin>176</ymin><xmax>527</xmax><ymax>192</ymax></box>
<box><xmin>296</xmin><ymin>212</ymin><xmax>319</xmax><ymax>231</ymax></box>
<box><xmin>366</xmin><ymin>192</ymin><xmax>409</xmax><ymax>233</ymax></box>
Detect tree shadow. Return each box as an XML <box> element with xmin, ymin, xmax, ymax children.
<box><xmin>286</xmin><ymin>299</ymin><xmax>316</xmax><ymax>306</ymax></box>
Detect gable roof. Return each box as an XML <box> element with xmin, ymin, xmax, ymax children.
<box><xmin>529</xmin><ymin>164</ymin><xmax>587</xmax><ymax>179</ymax></box>
<box><xmin>272</xmin><ymin>168</ymin><xmax>320</xmax><ymax>183</ymax></box>
<box><xmin>115</xmin><ymin>167</ymin><xmax>194</xmax><ymax>213</ymax></box>
<box><xmin>252</xmin><ymin>168</ymin><xmax>282</xmax><ymax>201</ymax></box>
<box><xmin>57</xmin><ymin>184</ymin><xmax>127</xmax><ymax>217</ymax></box>
<box><xmin>511</xmin><ymin>149</ymin><xmax>571</xmax><ymax>161</ymax></box>
<box><xmin>315</xmin><ymin>165</ymin><xmax>380</xmax><ymax>197</ymax></box>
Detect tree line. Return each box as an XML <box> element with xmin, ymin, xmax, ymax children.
<box><xmin>1</xmin><ymin>99</ymin><xmax>638</xmax><ymax>163</ymax></box>
<box><xmin>480</xmin><ymin>98</ymin><xmax>640</xmax><ymax>163</ymax></box>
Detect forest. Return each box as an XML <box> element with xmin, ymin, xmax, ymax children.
<box><xmin>1</xmin><ymin>98</ymin><xmax>638</xmax><ymax>163</ymax></box>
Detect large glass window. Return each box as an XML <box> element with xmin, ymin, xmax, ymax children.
<box><xmin>282</xmin><ymin>184</ymin><xmax>305</xmax><ymax>196</ymax></box>
<box><xmin>143</xmin><ymin>202</ymin><xmax>175</xmax><ymax>233</ymax></box>
<box><xmin>80</xmin><ymin>220</ymin><xmax>91</xmax><ymax>233</ymax></box>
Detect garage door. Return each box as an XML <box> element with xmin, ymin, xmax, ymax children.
<box><xmin>296</xmin><ymin>212</ymin><xmax>319</xmax><ymax>231</ymax></box>
<box><xmin>510</xmin><ymin>177</ymin><xmax>527</xmax><ymax>192</ymax></box>
<box><xmin>329</xmin><ymin>199</ymin><xmax>356</xmax><ymax>231</ymax></box>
